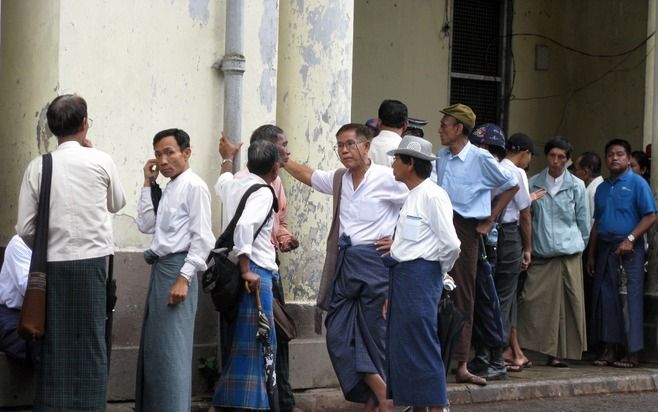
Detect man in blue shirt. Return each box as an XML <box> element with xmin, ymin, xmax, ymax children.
<box><xmin>434</xmin><ymin>104</ymin><xmax>518</xmax><ymax>385</ymax></box>
<box><xmin>587</xmin><ymin>138</ymin><xmax>657</xmax><ymax>368</ymax></box>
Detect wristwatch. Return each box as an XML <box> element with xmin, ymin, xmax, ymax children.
<box><xmin>627</xmin><ymin>233</ymin><xmax>635</xmax><ymax>243</ymax></box>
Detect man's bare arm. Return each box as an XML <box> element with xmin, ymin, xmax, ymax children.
<box><xmin>476</xmin><ymin>184</ymin><xmax>519</xmax><ymax>234</ymax></box>
<box><xmin>283</xmin><ymin>159</ymin><xmax>315</xmax><ymax>187</ymax></box>
<box><xmin>519</xmin><ymin>207</ymin><xmax>532</xmax><ymax>270</ymax></box>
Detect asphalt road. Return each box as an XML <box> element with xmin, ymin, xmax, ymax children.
<box><xmin>451</xmin><ymin>391</ymin><xmax>658</xmax><ymax>411</ymax></box>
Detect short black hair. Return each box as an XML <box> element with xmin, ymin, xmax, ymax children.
<box><xmin>247</xmin><ymin>140</ymin><xmax>280</xmax><ymax>176</ymax></box>
<box><xmin>47</xmin><ymin>94</ymin><xmax>87</xmax><ymax>137</ymax></box>
<box><xmin>544</xmin><ymin>136</ymin><xmax>573</xmax><ymax>159</ymax></box>
<box><xmin>577</xmin><ymin>151</ymin><xmax>601</xmax><ymax>176</ymax></box>
<box><xmin>398</xmin><ymin>154</ymin><xmax>433</xmax><ymax>179</ymax></box>
<box><xmin>335</xmin><ymin>123</ymin><xmax>374</xmax><ymax>141</ymax></box>
<box><xmin>604</xmin><ymin>138</ymin><xmax>631</xmax><ymax>157</ymax></box>
<box><xmin>632</xmin><ymin>150</ymin><xmax>651</xmax><ymax>180</ymax></box>
<box><xmin>378</xmin><ymin>99</ymin><xmax>408</xmax><ymax>129</ymax></box>
<box><xmin>153</xmin><ymin>128</ymin><xmax>190</xmax><ymax>150</ymax></box>
<box><xmin>457</xmin><ymin>122</ymin><xmax>472</xmax><ymax>137</ymax></box>
<box><xmin>250</xmin><ymin>124</ymin><xmax>284</xmax><ymax>144</ymax></box>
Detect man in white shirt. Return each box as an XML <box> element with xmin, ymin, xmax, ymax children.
<box><xmin>573</xmin><ymin>151</ymin><xmax>604</xmax><ymax>222</ymax></box>
<box><xmin>136</xmin><ymin>128</ymin><xmax>214</xmax><ymax>412</ymax></box>
<box><xmin>0</xmin><ymin>235</ymin><xmax>31</xmax><ymax>361</ymax></box>
<box><xmin>385</xmin><ymin>136</ymin><xmax>459</xmax><ymax>412</ymax></box>
<box><xmin>284</xmin><ymin>123</ymin><xmax>408</xmax><ymax>412</ymax></box>
<box><xmin>216</xmin><ymin>124</ymin><xmax>302</xmax><ymax>412</ymax></box>
<box><xmin>16</xmin><ymin>94</ymin><xmax>127</xmax><ymax>410</ymax></box>
<box><xmin>212</xmin><ymin>139</ymin><xmax>281</xmax><ymax>411</ymax></box>
<box><xmin>369</xmin><ymin>99</ymin><xmax>408</xmax><ymax>167</ymax></box>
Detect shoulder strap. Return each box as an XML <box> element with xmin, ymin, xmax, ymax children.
<box><xmin>332</xmin><ymin>168</ymin><xmax>347</xmax><ymax>217</ymax></box>
<box><xmin>219</xmin><ymin>183</ymin><xmax>278</xmax><ymax>246</ymax></box>
<box><xmin>29</xmin><ymin>153</ymin><xmax>52</xmax><ymax>273</ymax></box>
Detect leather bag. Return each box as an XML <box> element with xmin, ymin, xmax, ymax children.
<box><xmin>18</xmin><ymin>153</ymin><xmax>53</xmax><ymax>341</ymax></box>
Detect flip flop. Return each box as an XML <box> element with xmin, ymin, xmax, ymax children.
<box><xmin>522</xmin><ymin>360</ymin><xmax>533</xmax><ymax>368</ymax></box>
<box><xmin>455</xmin><ymin>373</ymin><xmax>487</xmax><ymax>386</ymax></box>
<box><xmin>505</xmin><ymin>363</ymin><xmax>523</xmax><ymax>372</ymax></box>
<box><xmin>592</xmin><ymin>359</ymin><xmax>612</xmax><ymax>367</ymax></box>
<box><xmin>612</xmin><ymin>360</ymin><xmax>638</xmax><ymax>368</ymax></box>
<box><xmin>546</xmin><ymin>357</ymin><xmax>569</xmax><ymax>368</ymax></box>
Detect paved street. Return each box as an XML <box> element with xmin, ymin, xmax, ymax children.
<box><xmin>451</xmin><ymin>391</ymin><xmax>658</xmax><ymax>411</ymax></box>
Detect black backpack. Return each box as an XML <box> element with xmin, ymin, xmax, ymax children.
<box><xmin>202</xmin><ymin>183</ymin><xmax>278</xmax><ymax>320</ymax></box>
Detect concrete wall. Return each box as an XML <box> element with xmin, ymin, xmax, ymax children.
<box><xmin>352</xmin><ymin>0</ymin><xmax>451</xmax><ymax>150</ymax></box>
<box><xmin>509</xmin><ymin>0</ymin><xmax>648</xmax><ymax>175</ymax></box>
<box><xmin>0</xmin><ymin>0</ymin><xmax>60</xmax><ymax>245</ymax></box>
<box><xmin>351</xmin><ymin>0</ymin><xmax>648</xmax><ymax>175</ymax></box>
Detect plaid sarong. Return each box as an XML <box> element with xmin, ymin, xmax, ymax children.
<box><xmin>34</xmin><ymin>257</ymin><xmax>108</xmax><ymax>411</ymax></box>
<box><xmin>213</xmin><ymin>262</ymin><xmax>277</xmax><ymax>410</ymax></box>
<box><xmin>135</xmin><ymin>251</ymin><xmax>198</xmax><ymax>412</ymax></box>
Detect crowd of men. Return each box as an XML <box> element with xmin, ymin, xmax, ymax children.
<box><xmin>0</xmin><ymin>94</ymin><xmax>656</xmax><ymax>412</ymax></box>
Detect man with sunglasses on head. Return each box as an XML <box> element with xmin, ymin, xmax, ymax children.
<box><xmin>284</xmin><ymin>123</ymin><xmax>407</xmax><ymax>412</ymax></box>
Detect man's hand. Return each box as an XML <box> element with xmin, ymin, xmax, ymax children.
<box><xmin>279</xmin><ymin>236</ymin><xmax>300</xmax><ymax>252</ymax></box>
<box><xmin>81</xmin><ymin>138</ymin><xmax>93</xmax><ymax>148</ymax></box>
<box><xmin>615</xmin><ymin>239</ymin><xmax>634</xmax><ymax>256</ymax></box>
<box><xmin>374</xmin><ymin>236</ymin><xmax>393</xmax><ymax>256</ymax></box>
<box><xmin>521</xmin><ymin>249</ymin><xmax>531</xmax><ymax>271</ymax></box>
<box><xmin>476</xmin><ymin>219</ymin><xmax>494</xmax><ymax>235</ymax></box>
<box><xmin>242</xmin><ymin>270</ymin><xmax>261</xmax><ymax>292</ymax></box>
<box><xmin>530</xmin><ymin>188</ymin><xmax>546</xmax><ymax>203</ymax></box>
<box><xmin>143</xmin><ymin>159</ymin><xmax>159</xmax><ymax>186</ymax></box>
<box><xmin>219</xmin><ymin>132</ymin><xmax>242</xmax><ymax>160</ymax></box>
<box><xmin>168</xmin><ymin>276</ymin><xmax>189</xmax><ymax>305</ymax></box>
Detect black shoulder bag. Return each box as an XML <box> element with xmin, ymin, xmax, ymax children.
<box><xmin>202</xmin><ymin>184</ymin><xmax>278</xmax><ymax>320</ymax></box>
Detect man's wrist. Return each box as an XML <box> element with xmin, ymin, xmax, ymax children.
<box><xmin>627</xmin><ymin>233</ymin><xmax>636</xmax><ymax>243</ymax></box>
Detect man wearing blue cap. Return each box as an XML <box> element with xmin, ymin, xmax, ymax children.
<box><xmin>434</xmin><ymin>104</ymin><xmax>518</xmax><ymax>385</ymax></box>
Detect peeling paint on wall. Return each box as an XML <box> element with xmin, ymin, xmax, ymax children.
<box><xmin>35</xmin><ymin>104</ymin><xmax>54</xmax><ymax>154</ymax></box>
<box><xmin>188</xmin><ymin>0</ymin><xmax>209</xmax><ymax>24</ymax></box>
<box><xmin>258</xmin><ymin>1</ymin><xmax>278</xmax><ymax>112</ymax></box>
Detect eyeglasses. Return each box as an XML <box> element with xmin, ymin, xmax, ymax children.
<box><xmin>87</xmin><ymin>118</ymin><xmax>94</xmax><ymax>128</ymax></box>
<box><xmin>333</xmin><ymin>140</ymin><xmax>365</xmax><ymax>152</ymax></box>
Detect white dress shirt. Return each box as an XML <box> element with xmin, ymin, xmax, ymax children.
<box><xmin>215</xmin><ymin>172</ymin><xmax>278</xmax><ymax>272</ymax></box>
<box><xmin>390</xmin><ymin>179</ymin><xmax>461</xmax><ymax>272</ymax></box>
<box><xmin>369</xmin><ymin>130</ymin><xmax>401</xmax><ymax>167</ymax></box>
<box><xmin>16</xmin><ymin>141</ymin><xmax>126</xmax><ymax>261</ymax></box>
<box><xmin>0</xmin><ymin>235</ymin><xmax>31</xmax><ymax>309</ymax></box>
<box><xmin>137</xmin><ymin>168</ymin><xmax>215</xmax><ymax>280</ymax></box>
<box><xmin>586</xmin><ymin>175</ymin><xmax>604</xmax><ymax>221</ymax></box>
<box><xmin>311</xmin><ymin>163</ymin><xmax>408</xmax><ymax>245</ymax></box>
<box><xmin>546</xmin><ymin>170</ymin><xmax>566</xmax><ymax>196</ymax></box>
<box><xmin>497</xmin><ymin>159</ymin><xmax>532</xmax><ymax>224</ymax></box>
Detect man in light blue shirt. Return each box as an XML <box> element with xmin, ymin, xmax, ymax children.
<box><xmin>434</xmin><ymin>103</ymin><xmax>518</xmax><ymax>385</ymax></box>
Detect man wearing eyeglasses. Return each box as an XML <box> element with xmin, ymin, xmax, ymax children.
<box><xmin>433</xmin><ymin>103</ymin><xmax>519</xmax><ymax>386</ymax></box>
<box><xmin>16</xmin><ymin>94</ymin><xmax>126</xmax><ymax>410</ymax></box>
<box><xmin>284</xmin><ymin>123</ymin><xmax>407</xmax><ymax>412</ymax></box>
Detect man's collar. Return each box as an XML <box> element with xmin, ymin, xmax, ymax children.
<box><xmin>56</xmin><ymin>140</ymin><xmax>82</xmax><ymax>150</ymax></box>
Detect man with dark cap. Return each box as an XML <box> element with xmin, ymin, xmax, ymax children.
<box><xmin>433</xmin><ymin>103</ymin><xmax>518</xmax><ymax>385</ymax></box>
<box><xmin>405</xmin><ymin>117</ymin><xmax>429</xmax><ymax>138</ymax></box>
<box><xmin>501</xmin><ymin>133</ymin><xmax>537</xmax><ymax>370</ymax></box>
<box><xmin>370</xmin><ymin>99</ymin><xmax>408</xmax><ymax>167</ymax></box>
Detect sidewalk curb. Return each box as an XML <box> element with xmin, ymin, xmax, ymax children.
<box><xmin>292</xmin><ymin>371</ymin><xmax>658</xmax><ymax>411</ymax></box>
<box><xmin>446</xmin><ymin>372</ymin><xmax>658</xmax><ymax>405</ymax></box>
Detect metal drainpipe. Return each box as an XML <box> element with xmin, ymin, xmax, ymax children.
<box><xmin>215</xmin><ymin>0</ymin><xmax>246</xmax><ymax>169</ymax></box>
<box><xmin>213</xmin><ymin>0</ymin><xmax>246</xmax><ymax>367</ymax></box>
